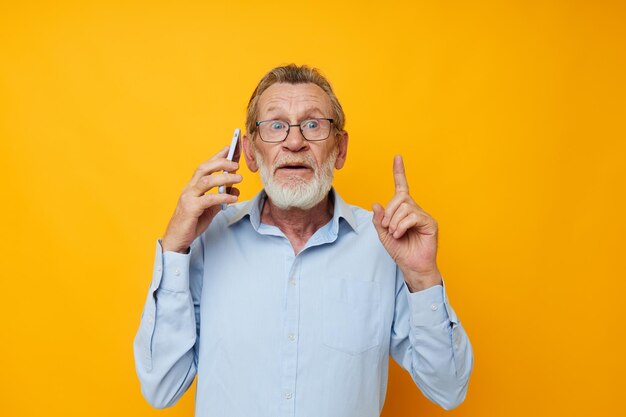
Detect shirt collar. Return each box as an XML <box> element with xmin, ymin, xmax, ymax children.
<box><xmin>227</xmin><ymin>188</ymin><xmax>358</xmax><ymax>234</ymax></box>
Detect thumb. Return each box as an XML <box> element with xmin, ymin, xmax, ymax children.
<box><xmin>372</xmin><ymin>203</ymin><xmax>387</xmax><ymax>235</ymax></box>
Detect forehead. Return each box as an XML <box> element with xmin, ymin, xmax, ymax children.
<box><xmin>257</xmin><ymin>82</ymin><xmax>332</xmax><ymax>117</ymax></box>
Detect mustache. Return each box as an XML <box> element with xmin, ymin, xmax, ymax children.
<box><xmin>271</xmin><ymin>154</ymin><xmax>316</xmax><ymax>173</ymax></box>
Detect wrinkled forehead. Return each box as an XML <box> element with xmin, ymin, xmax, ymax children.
<box><xmin>257</xmin><ymin>82</ymin><xmax>333</xmax><ymax>118</ymax></box>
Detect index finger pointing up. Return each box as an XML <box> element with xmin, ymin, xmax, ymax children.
<box><xmin>393</xmin><ymin>155</ymin><xmax>409</xmax><ymax>193</ymax></box>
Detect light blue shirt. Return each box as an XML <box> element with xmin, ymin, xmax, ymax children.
<box><xmin>134</xmin><ymin>189</ymin><xmax>473</xmax><ymax>417</ymax></box>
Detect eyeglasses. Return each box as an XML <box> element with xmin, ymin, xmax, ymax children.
<box><xmin>255</xmin><ymin>118</ymin><xmax>335</xmax><ymax>143</ymax></box>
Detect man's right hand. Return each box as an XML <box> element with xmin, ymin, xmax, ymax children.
<box><xmin>161</xmin><ymin>145</ymin><xmax>243</xmax><ymax>253</ymax></box>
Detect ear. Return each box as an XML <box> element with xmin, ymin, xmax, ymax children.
<box><xmin>242</xmin><ymin>133</ymin><xmax>259</xmax><ymax>172</ymax></box>
<box><xmin>334</xmin><ymin>130</ymin><xmax>349</xmax><ymax>170</ymax></box>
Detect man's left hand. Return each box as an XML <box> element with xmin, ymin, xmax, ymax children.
<box><xmin>372</xmin><ymin>155</ymin><xmax>443</xmax><ymax>292</ymax></box>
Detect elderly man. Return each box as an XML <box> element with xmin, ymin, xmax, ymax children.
<box><xmin>134</xmin><ymin>64</ymin><xmax>473</xmax><ymax>417</ymax></box>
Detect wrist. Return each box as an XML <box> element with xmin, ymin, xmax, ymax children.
<box><xmin>160</xmin><ymin>238</ymin><xmax>190</xmax><ymax>254</ymax></box>
<box><xmin>402</xmin><ymin>268</ymin><xmax>443</xmax><ymax>293</ymax></box>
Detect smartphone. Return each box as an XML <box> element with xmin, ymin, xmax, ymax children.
<box><xmin>219</xmin><ymin>128</ymin><xmax>241</xmax><ymax>210</ymax></box>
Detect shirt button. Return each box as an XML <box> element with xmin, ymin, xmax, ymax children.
<box><xmin>289</xmin><ymin>279</ymin><xmax>296</xmax><ymax>286</ymax></box>
<box><xmin>430</xmin><ymin>303</ymin><xmax>438</xmax><ymax>311</ymax></box>
<box><xmin>288</xmin><ymin>333</ymin><xmax>296</xmax><ymax>341</ymax></box>
<box><xmin>284</xmin><ymin>392</ymin><xmax>293</xmax><ymax>399</ymax></box>
<box><xmin>454</xmin><ymin>343</ymin><xmax>460</xmax><ymax>350</ymax></box>
<box><xmin>156</xmin><ymin>266</ymin><xmax>162</xmax><ymax>272</ymax></box>
<box><xmin>174</xmin><ymin>268</ymin><xmax>180</xmax><ymax>276</ymax></box>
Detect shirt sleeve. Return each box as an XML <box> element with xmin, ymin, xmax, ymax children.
<box><xmin>389</xmin><ymin>270</ymin><xmax>474</xmax><ymax>410</ymax></box>
<box><xmin>133</xmin><ymin>236</ymin><xmax>204</xmax><ymax>409</ymax></box>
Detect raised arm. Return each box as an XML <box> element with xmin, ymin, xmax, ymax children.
<box><xmin>373</xmin><ymin>155</ymin><xmax>473</xmax><ymax>409</ymax></box>
<box><xmin>133</xmin><ymin>146</ymin><xmax>243</xmax><ymax>408</ymax></box>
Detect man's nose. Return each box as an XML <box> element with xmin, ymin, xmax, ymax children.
<box><xmin>282</xmin><ymin>125</ymin><xmax>308</xmax><ymax>152</ymax></box>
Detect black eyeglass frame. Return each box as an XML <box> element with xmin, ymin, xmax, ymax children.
<box><xmin>254</xmin><ymin>118</ymin><xmax>335</xmax><ymax>143</ymax></box>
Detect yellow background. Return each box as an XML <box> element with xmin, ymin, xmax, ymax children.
<box><xmin>1</xmin><ymin>1</ymin><xmax>624</xmax><ymax>416</ymax></box>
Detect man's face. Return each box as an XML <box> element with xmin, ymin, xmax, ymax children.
<box><xmin>243</xmin><ymin>82</ymin><xmax>348</xmax><ymax>209</ymax></box>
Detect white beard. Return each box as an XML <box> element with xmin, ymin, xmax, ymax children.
<box><xmin>255</xmin><ymin>146</ymin><xmax>338</xmax><ymax>210</ymax></box>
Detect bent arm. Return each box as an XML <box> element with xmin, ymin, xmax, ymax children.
<box><xmin>389</xmin><ymin>271</ymin><xmax>474</xmax><ymax>410</ymax></box>
<box><xmin>133</xmin><ymin>237</ymin><xmax>204</xmax><ymax>409</ymax></box>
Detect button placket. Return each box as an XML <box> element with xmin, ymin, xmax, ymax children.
<box><xmin>279</xmin><ymin>255</ymin><xmax>300</xmax><ymax>415</ymax></box>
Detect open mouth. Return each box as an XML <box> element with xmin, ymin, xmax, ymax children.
<box><xmin>275</xmin><ymin>163</ymin><xmax>312</xmax><ymax>172</ymax></box>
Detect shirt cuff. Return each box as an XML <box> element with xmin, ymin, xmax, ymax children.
<box><xmin>153</xmin><ymin>239</ymin><xmax>191</xmax><ymax>292</ymax></box>
<box><xmin>406</xmin><ymin>283</ymin><xmax>449</xmax><ymax>327</ymax></box>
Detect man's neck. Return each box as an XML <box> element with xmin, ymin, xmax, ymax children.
<box><xmin>261</xmin><ymin>192</ymin><xmax>334</xmax><ymax>255</ymax></box>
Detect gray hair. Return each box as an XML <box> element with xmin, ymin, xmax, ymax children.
<box><xmin>246</xmin><ymin>64</ymin><xmax>346</xmax><ymax>137</ymax></box>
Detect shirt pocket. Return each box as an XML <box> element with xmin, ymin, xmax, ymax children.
<box><xmin>322</xmin><ymin>278</ymin><xmax>381</xmax><ymax>355</ymax></box>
